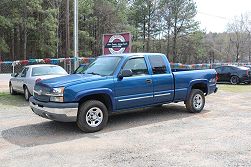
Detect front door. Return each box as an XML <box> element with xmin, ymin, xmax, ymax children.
<box><xmin>12</xmin><ymin>67</ymin><xmax>28</xmax><ymax>92</ymax></box>
<box><xmin>114</xmin><ymin>57</ymin><xmax>153</xmax><ymax>110</ymax></box>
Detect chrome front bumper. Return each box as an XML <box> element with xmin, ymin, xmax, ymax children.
<box><xmin>29</xmin><ymin>97</ymin><xmax>78</xmax><ymax>122</ymax></box>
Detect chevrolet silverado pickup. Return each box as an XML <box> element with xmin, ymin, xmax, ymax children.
<box><xmin>30</xmin><ymin>53</ymin><xmax>218</xmax><ymax>132</ymax></box>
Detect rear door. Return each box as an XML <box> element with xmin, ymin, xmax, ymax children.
<box><xmin>114</xmin><ymin>57</ymin><xmax>153</xmax><ymax>110</ymax></box>
<box><xmin>148</xmin><ymin>55</ymin><xmax>174</xmax><ymax>103</ymax></box>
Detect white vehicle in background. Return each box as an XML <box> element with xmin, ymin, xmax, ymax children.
<box><xmin>9</xmin><ymin>64</ymin><xmax>68</xmax><ymax>101</ymax></box>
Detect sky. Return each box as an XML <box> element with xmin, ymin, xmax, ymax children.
<box><xmin>195</xmin><ymin>0</ymin><xmax>251</xmax><ymax>33</ymax></box>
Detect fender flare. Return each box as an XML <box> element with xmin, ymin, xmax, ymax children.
<box><xmin>74</xmin><ymin>88</ymin><xmax>115</xmax><ymax>111</ymax></box>
<box><xmin>186</xmin><ymin>79</ymin><xmax>208</xmax><ymax>100</ymax></box>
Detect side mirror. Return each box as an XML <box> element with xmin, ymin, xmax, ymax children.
<box><xmin>11</xmin><ymin>73</ymin><xmax>18</xmax><ymax>77</ymax></box>
<box><xmin>118</xmin><ymin>69</ymin><xmax>133</xmax><ymax>79</ymax></box>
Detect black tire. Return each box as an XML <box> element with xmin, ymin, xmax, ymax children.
<box><xmin>77</xmin><ymin>100</ymin><xmax>108</xmax><ymax>133</ymax></box>
<box><xmin>9</xmin><ymin>82</ymin><xmax>17</xmax><ymax>95</ymax></box>
<box><xmin>230</xmin><ymin>75</ymin><xmax>239</xmax><ymax>85</ymax></box>
<box><xmin>24</xmin><ymin>86</ymin><xmax>31</xmax><ymax>101</ymax></box>
<box><xmin>185</xmin><ymin>89</ymin><xmax>205</xmax><ymax>113</ymax></box>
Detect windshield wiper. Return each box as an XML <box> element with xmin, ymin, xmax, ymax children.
<box><xmin>86</xmin><ymin>72</ymin><xmax>101</xmax><ymax>76</ymax></box>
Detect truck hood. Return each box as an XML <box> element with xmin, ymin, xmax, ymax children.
<box><xmin>37</xmin><ymin>74</ymin><xmax>107</xmax><ymax>88</ymax></box>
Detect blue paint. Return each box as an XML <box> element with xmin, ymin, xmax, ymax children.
<box><xmin>34</xmin><ymin>53</ymin><xmax>218</xmax><ymax>112</ymax></box>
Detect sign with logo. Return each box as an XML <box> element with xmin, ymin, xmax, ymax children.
<box><xmin>102</xmin><ymin>32</ymin><xmax>132</xmax><ymax>55</ymax></box>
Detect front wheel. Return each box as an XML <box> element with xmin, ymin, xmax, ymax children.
<box><xmin>9</xmin><ymin>83</ymin><xmax>16</xmax><ymax>95</ymax></box>
<box><xmin>77</xmin><ymin>100</ymin><xmax>108</xmax><ymax>133</ymax></box>
<box><xmin>24</xmin><ymin>86</ymin><xmax>31</xmax><ymax>101</ymax></box>
<box><xmin>185</xmin><ymin>89</ymin><xmax>205</xmax><ymax>113</ymax></box>
<box><xmin>230</xmin><ymin>75</ymin><xmax>239</xmax><ymax>85</ymax></box>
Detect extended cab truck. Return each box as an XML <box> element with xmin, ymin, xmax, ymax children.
<box><xmin>30</xmin><ymin>53</ymin><xmax>218</xmax><ymax>132</ymax></box>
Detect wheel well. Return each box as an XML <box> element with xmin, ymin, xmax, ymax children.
<box><xmin>191</xmin><ymin>83</ymin><xmax>207</xmax><ymax>94</ymax></box>
<box><xmin>230</xmin><ymin>75</ymin><xmax>239</xmax><ymax>78</ymax></box>
<box><xmin>79</xmin><ymin>94</ymin><xmax>113</xmax><ymax>113</ymax></box>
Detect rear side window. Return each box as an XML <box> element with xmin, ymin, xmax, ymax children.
<box><xmin>148</xmin><ymin>55</ymin><xmax>167</xmax><ymax>74</ymax></box>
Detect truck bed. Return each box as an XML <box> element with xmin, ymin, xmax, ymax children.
<box><xmin>172</xmin><ymin>69</ymin><xmax>217</xmax><ymax>101</ymax></box>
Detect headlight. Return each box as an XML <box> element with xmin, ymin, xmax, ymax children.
<box><xmin>51</xmin><ymin>87</ymin><xmax>64</xmax><ymax>96</ymax></box>
<box><xmin>49</xmin><ymin>87</ymin><xmax>64</xmax><ymax>102</ymax></box>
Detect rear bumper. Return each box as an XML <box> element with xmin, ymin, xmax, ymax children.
<box><xmin>29</xmin><ymin>96</ymin><xmax>78</xmax><ymax>122</ymax></box>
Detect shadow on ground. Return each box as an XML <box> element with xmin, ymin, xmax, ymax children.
<box><xmin>1</xmin><ymin>104</ymin><xmax>210</xmax><ymax>147</ymax></box>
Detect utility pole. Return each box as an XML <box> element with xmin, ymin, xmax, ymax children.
<box><xmin>74</xmin><ymin>0</ymin><xmax>79</xmax><ymax>70</ymax></box>
<box><xmin>65</xmin><ymin>0</ymin><xmax>70</xmax><ymax>57</ymax></box>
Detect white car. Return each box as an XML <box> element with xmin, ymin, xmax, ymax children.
<box><xmin>9</xmin><ymin>64</ymin><xmax>68</xmax><ymax>100</ymax></box>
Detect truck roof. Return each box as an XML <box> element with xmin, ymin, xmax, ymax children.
<box><xmin>101</xmin><ymin>53</ymin><xmax>165</xmax><ymax>58</ymax></box>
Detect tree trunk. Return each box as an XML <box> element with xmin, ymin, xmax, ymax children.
<box><xmin>143</xmin><ymin>15</ymin><xmax>146</xmax><ymax>52</ymax></box>
<box><xmin>65</xmin><ymin>0</ymin><xmax>70</xmax><ymax>57</ymax></box>
<box><xmin>147</xmin><ymin>2</ymin><xmax>151</xmax><ymax>52</ymax></box>
<box><xmin>12</xmin><ymin>29</ymin><xmax>15</xmax><ymax>60</ymax></box>
<box><xmin>23</xmin><ymin>25</ymin><xmax>27</xmax><ymax>60</ymax></box>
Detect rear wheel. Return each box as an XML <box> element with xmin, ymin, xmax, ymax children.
<box><xmin>230</xmin><ymin>75</ymin><xmax>239</xmax><ymax>85</ymax></box>
<box><xmin>9</xmin><ymin>83</ymin><xmax>16</xmax><ymax>95</ymax></box>
<box><xmin>24</xmin><ymin>86</ymin><xmax>31</xmax><ymax>101</ymax></box>
<box><xmin>186</xmin><ymin>89</ymin><xmax>205</xmax><ymax>113</ymax></box>
<box><xmin>77</xmin><ymin>100</ymin><xmax>108</xmax><ymax>133</ymax></box>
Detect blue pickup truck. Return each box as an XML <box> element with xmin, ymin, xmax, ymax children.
<box><xmin>30</xmin><ymin>53</ymin><xmax>218</xmax><ymax>132</ymax></box>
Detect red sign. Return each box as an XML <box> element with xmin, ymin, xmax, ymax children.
<box><xmin>102</xmin><ymin>32</ymin><xmax>132</xmax><ymax>55</ymax></box>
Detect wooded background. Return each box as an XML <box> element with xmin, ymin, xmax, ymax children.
<box><xmin>0</xmin><ymin>0</ymin><xmax>251</xmax><ymax>63</ymax></box>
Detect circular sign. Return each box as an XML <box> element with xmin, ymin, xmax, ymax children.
<box><xmin>108</xmin><ymin>35</ymin><xmax>126</xmax><ymax>54</ymax></box>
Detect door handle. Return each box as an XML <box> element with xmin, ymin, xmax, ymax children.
<box><xmin>145</xmin><ymin>79</ymin><xmax>152</xmax><ymax>84</ymax></box>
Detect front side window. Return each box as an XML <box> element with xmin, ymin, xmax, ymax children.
<box><xmin>148</xmin><ymin>55</ymin><xmax>167</xmax><ymax>74</ymax></box>
<box><xmin>215</xmin><ymin>67</ymin><xmax>222</xmax><ymax>73</ymax></box>
<box><xmin>222</xmin><ymin>67</ymin><xmax>230</xmax><ymax>73</ymax></box>
<box><xmin>122</xmin><ymin>58</ymin><xmax>148</xmax><ymax>76</ymax></box>
<box><xmin>20</xmin><ymin>67</ymin><xmax>29</xmax><ymax>77</ymax></box>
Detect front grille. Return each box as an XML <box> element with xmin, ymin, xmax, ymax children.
<box><xmin>34</xmin><ymin>84</ymin><xmax>51</xmax><ymax>102</ymax></box>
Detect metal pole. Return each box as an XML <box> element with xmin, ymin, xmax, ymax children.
<box><xmin>74</xmin><ymin>0</ymin><xmax>79</xmax><ymax>70</ymax></box>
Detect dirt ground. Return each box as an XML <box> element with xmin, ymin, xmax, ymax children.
<box><xmin>0</xmin><ymin>74</ymin><xmax>10</xmax><ymax>92</ymax></box>
<box><xmin>0</xmin><ymin>81</ymin><xmax>251</xmax><ymax>166</ymax></box>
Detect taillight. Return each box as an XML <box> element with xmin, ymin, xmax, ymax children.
<box><xmin>216</xmin><ymin>74</ymin><xmax>219</xmax><ymax>82</ymax></box>
<box><xmin>35</xmin><ymin>78</ymin><xmax>42</xmax><ymax>83</ymax></box>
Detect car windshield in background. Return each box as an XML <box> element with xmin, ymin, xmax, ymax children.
<box><xmin>80</xmin><ymin>57</ymin><xmax>122</xmax><ymax>76</ymax></box>
<box><xmin>74</xmin><ymin>65</ymin><xmax>88</xmax><ymax>74</ymax></box>
<box><xmin>32</xmin><ymin>66</ymin><xmax>67</xmax><ymax>76</ymax></box>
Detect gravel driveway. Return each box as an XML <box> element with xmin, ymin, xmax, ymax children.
<box><xmin>0</xmin><ymin>86</ymin><xmax>251</xmax><ymax>167</ymax></box>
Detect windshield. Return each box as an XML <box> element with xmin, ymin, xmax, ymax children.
<box><xmin>80</xmin><ymin>57</ymin><xmax>121</xmax><ymax>76</ymax></box>
<box><xmin>32</xmin><ymin>66</ymin><xmax>67</xmax><ymax>76</ymax></box>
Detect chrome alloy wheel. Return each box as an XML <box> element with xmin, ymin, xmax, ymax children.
<box><xmin>193</xmin><ymin>94</ymin><xmax>203</xmax><ymax>110</ymax></box>
<box><xmin>85</xmin><ymin>107</ymin><xmax>103</xmax><ymax>127</ymax></box>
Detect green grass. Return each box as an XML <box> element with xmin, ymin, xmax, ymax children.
<box><xmin>218</xmin><ymin>84</ymin><xmax>251</xmax><ymax>93</ymax></box>
<box><xmin>0</xmin><ymin>92</ymin><xmax>28</xmax><ymax>107</ymax></box>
